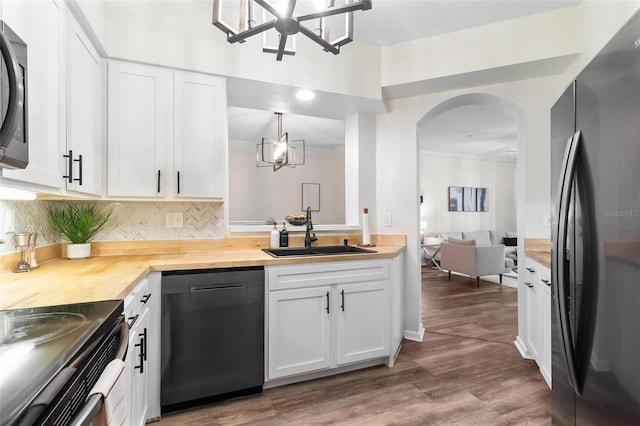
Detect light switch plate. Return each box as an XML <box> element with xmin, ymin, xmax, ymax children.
<box><xmin>383</xmin><ymin>213</ymin><xmax>392</xmax><ymax>227</ymax></box>
<box><xmin>4</xmin><ymin>209</ymin><xmax>15</xmax><ymax>233</ymax></box>
<box><xmin>165</xmin><ymin>212</ymin><xmax>184</xmax><ymax>228</ymax></box>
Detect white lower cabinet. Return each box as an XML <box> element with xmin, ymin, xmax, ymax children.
<box><xmin>124</xmin><ymin>274</ymin><xmax>159</xmax><ymax>425</ymax></box>
<box><xmin>266</xmin><ymin>260</ymin><xmax>392</xmax><ymax>381</ymax></box>
<box><xmin>268</xmin><ymin>286</ymin><xmax>332</xmax><ymax>378</ymax></box>
<box><xmin>523</xmin><ymin>257</ymin><xmax>552</xmax><ymax>388</ymax></box>
<box><xmin>336</xmin><ymin>281</ymin><xmax>389</xmax><ymax>365</ymax></box>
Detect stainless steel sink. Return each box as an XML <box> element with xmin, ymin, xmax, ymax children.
<box><xmin>263</xmin><ymin>245</ymin><xmax>376</xmax><ymax>257</ymax></box>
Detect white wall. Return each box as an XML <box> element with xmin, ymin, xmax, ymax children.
<box><xmin>97</xmin><ymin>0</ymin><xmax>382</xmax><ymax>102</ymax></box>
<box><xmin>228</xmin><ymin>143</ymin><xmax>345</xmax><ymax>225</ymax></box>
<box><xmin>420</xmin><ymin>155</ymin><xmax>516</xmax><ymax>234</ymax></box>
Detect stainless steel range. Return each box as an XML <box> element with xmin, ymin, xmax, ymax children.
<box><xmin>0</xmin><ymin>299</ymin><xmax>125</xmax><ymax>425</ymax></box>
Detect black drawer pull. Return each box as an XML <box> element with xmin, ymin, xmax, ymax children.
<box><xmin>341</xmin><ymin>289</ymin><xmax>345</xmax><ymax>311</ymax></box>
<box><xmin>541</xmin><ymin>279</ymin><xmax>551</xmax><ymax>286</ymax></box>
<box><xmin>326</xmin><ymin>291</ymin><xmax>330</xmax><ymax>314</ymax></box>
<box><xmin>525</xmin><ymin>282</ymin><xmax>534</xmax><ymax>289</ymax></box>
<box><xmin>140</xmin><ymin>293</ymin><xmax>151</xmax><ymax>304</ymax></box>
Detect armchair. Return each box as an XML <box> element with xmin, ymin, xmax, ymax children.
<box><xmin>440</xmin><ymin>241</ymin><xmax>507</xmax><ymax>287</ymax></box>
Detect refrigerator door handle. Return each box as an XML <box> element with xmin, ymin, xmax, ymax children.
<box><xmin>553</xmin><ymin>130</ymin><xmax>581</xmax><ymax>395</ymax></box>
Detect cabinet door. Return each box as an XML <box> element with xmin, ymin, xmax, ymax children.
<box><xmin>128</xmin><ymin>307</ymin><xmax>149</xmax><ymax>426</ymax></box>
<box><xmin>336</xmin><ymin>281</ymin><xmax>390</xmax><ymax>365</ymax></box>
<box><xmin>65</xmin><ymin>13</ymin><xmax>102</xmax><ymax>195</ymax></box>
<box><xmin>107</xmin><ymin>61</ymin><xmax>166</xmax><ymax>197</ymax></box>
<box><xmin>541</xmin><ymin>286</ymin><xmax>552</xmax><ymax>386</ymax></box>
<box><xmin>525</xmin><ymin>279</ymin><xmax>541</xmax><ymax>360</ymax></box>
<box><xmin>172</xmin><ymin>71</ymin><xmax>226</xmax><ymax>198</ymax></box>
<box><xmin>1</xmin><ymin>0</ymin><xmax>65</xmax><ymax>188</ymax></box>
<box><xmin>268</xmin><ymin>287</ymin><xmax>331</xmax><ymax>379</ymax></box>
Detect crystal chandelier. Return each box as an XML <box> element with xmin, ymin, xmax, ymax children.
<box><xmin>212</xmin><ymin>0</ymin><xmax>372</xmax><ymax>61</ymax></box>
<box><xmin>257</xmin><ymin>112</ymin><xmax>305</xmax><ymax>171</ymax></box>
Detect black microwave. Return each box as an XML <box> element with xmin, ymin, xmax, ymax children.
<box><xmin>0</xmin><ymin>19</ymin><xmax>28</xmax><ymax>169</ymax></box>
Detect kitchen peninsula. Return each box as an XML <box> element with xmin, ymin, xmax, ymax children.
<box><xmin>0</xmin><ymin>234</ymin><xmax>405</xmax><ymax>423</ymax></box>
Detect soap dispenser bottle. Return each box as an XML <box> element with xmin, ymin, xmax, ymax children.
<box><xmin>279</xmin><ymin>222</ymin><xmax>289</xmax><ymax>247</ymax></box>
<box><xmin>270</xmin><ymin>224</ymin><xmax>279</xmax><ymax>248</ymax></box>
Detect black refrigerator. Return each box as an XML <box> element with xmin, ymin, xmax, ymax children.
<box><xmin>550</xmin><ymin>11</ymin><xmax>640</xmax><ymax>425</ymax></box>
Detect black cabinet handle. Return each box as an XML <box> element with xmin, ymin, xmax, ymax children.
<box><xmin>140</xmin><ymin>293</ymin><xmax>151</xmax><ymax>304</ymax></box>
<box><xmin>63</xmin><ymin>150</ymin><xmax>73</xmax><ymax>183</ymax></box>
<box><xmin>525</xmin><ymin>282</ymin><xmax>534</xmax><ymax>289</ymax></box>
<box><xmin>177</xmin><ymin>171</ymin><xmax>181</xmax><ymax>194</ymax></box>
<box><xmin>326</xmin><ymin>291</ymin><xmax>330</xmax><ymax>314</ymax></box>
<box><xmin>127</xmin><ymin>314</ymin><xmax>139</xmax><ymax>329</ymax></box>
<box><xmin>73</xmin><ymin>154</ymin><xmax>83</xmax><ymax>185</ymax></box>
<box><xmin>157</xmin><ymin>170</ymin><xmax>161</xmax><ymax>193</ymax></box>
<box><xmin>134</xmin><ymin>340</ymin><xmax>144</xmax><ymax>373</ymax></box>
<box><xmin>526</xmin><ymin>267</ymin><xmax>535</xmax><ymax>273</ymax></box>
<box><xmin>340</xmin><ymin>289</ymin><xmax>345</xmax><ymax>311</ymax></box>
<box><xmin>541</xmin><ymin>279</ymin><xmax>551</xmax><ymax>286</ymax></box>
<box><xmin>141</xmin><ymin>328</ymin><xmax>147</xmax><ymax>361</ymax></box>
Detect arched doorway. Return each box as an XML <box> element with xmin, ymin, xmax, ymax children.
<box><xmin>416</xmin><ymin>92</ymin><xmax>524</xmax><ymax>330</ymax></box>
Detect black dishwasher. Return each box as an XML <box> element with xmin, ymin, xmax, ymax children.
<box><xmin>160</xmin><ymin>267</ymin><xmax>264</xmax><ymax>412</ymax></box>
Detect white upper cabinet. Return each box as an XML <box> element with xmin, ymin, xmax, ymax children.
<box><xmin>173</xmin><ymin>71</ymin><xmax>226</xmax><ymax>198</ymax></box>
<box><xmin>107</xmin><ymin>61</ymin><xmax>227</xmax><ymax>200</ymax></box>
<box><xmin>1</xmin><ymin>0</ymin><xmax>65</xmax><ymax>189</ymax></box>
<box><xmin>2</xmin><ymin>2</ymin><xmax>104</xmax><ymax>196</ymax></box>
<box><xmin>107</xmin><ymin>61</ymin><xmax>166</xmax><ymax>197</ymax></box>
<box><xmin>65</xmin><ymin>12</ymin><xmax>102</xmax><ymax>196</ymax></box>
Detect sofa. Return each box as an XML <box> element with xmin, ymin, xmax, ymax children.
<box><xmin>425</xmin><ymin>230</ymin><xmax>517</xmax><ymax>284</ymax></box>
<box><xmin>438</xmin><ymin>230</ymin><xmax>518</xmax><ymax>264</ymax></box>
<box><xmin>440</xmin><ymin>240</ymin><xmax>508</xmax><ymax>287</ymax></box>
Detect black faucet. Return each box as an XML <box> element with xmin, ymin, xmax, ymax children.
<box><xmin>304</xmin><ymin>206</ymin><xmax>317</xmax><ymax>249</ymax></box>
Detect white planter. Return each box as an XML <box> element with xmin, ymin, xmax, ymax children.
<box><xmin>67</xmin><ymin>243</ymin><xmax>91</xmax><ymax>259</ymax></box>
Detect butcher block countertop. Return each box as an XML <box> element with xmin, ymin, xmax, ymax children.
<box><xmin>525</xmin><ymin>238</ymin><xmax>551</xmax><ymax>269</ymax></box>
<box><xmin>0</xmin><ymin>235</ymin><xmax>405</xmax><ymax>310</ymax></box>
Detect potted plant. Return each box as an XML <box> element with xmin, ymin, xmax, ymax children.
<box><xmin>48</xmin><ymin>203</ymin><xmax>112</xmax><ymax>259</ymax></box>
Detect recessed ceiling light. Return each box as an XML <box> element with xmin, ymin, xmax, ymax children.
<box><xmin>296</xmin><ymin>89</ymin><xmax>315</xmax><ymax>101</ymax></box>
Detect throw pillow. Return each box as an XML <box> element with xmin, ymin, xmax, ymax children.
<box><xmin>448</xmin><ymin>238</ymin><xmax>476</xmax><ymax>246</ymax></box>
<box><xmin>503</xmin><ymin>237</ymin><xmax>517</xmax><ymax>246</ymax></box>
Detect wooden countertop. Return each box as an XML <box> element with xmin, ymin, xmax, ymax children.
<box><xmin>0</xmin><ymin>244</ymin><xmax>405</xmax><ymax>310</ymax></box>
<box><xmin>524</xmin><ymin>238</ymin><xmax>551</xmax><ymax>269</ymax></box>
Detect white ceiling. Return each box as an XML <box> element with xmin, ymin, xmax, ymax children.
<box><xmin>354</xmin><ymin>0</ymin><xmax>579</xmax><ymax>46</ymax></box>
<box><xmin>227</xmin><ymin>0</ymin><xmax>580</xmax><ymax>159</ymax></box>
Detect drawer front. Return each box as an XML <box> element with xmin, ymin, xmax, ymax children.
<box><xmin>266</xmin><ymin>260</ymin><xmax>390</xmax><ymax>291</ymax></box>
<box><xmin>525</xmin><ymin>257</ymin><xmax>551</xmax><ymax>293</ymax></box>
<box><xmin>125</xmin><ymin>277</ymin><xmax>151</xmax><ymax>317</ymax></box>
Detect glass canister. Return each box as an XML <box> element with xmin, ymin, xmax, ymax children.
<box><xmin>14</xmin><ymin>233</ymin><xmax>31</xmax><ymax>272</ymax></box>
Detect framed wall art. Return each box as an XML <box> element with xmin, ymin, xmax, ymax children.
<box><xmin>477</xmin><ymin>187</ymin><xmax>489</xmax><ymax>212</ymax></box>
<box><xmin>448</xmin><ymin>186</ymin><xmax>463</xmax><ymax>212</ymax></box>
<box><xmin>463</xmin><ymin>187</ymin><xmax>476</xmax><ymax>212</ymax></box>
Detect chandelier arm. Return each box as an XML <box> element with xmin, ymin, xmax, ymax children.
<box><xmin>299</xmin><ymin>25</ymin><xmax>339</xmax><ymax>54</ymax></box>
<box><xmin>284</xmin><ymin>0</ymin><xmax>297</xmax><ymax>18</ymax></box>
<box><xmin>227</xmin><ymin>20</ymin><xmax>276</xmax><ymax>43</ymax></box>
<box><xmin>297</xmin><ymin>1</ymin><xmax>370</xmax><ymax>22</ymax></box>
<box><xmin>254</xmin><ymin>0</ymin><xmax>282</xmax><ymax>18</ymax></box>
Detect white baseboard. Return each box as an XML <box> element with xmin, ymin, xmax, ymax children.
<box><xmin>404</xmin><ymin>324</ymin><xmax>425</xmax><ymax>342</ymax></box>
<box><xmin>514</xmin><ymin>335</ymin><xmax>534</xmax><ymax>359</ymax></box>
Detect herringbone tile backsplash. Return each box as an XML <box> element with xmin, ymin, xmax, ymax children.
<box><xmin>0</xmin><ymin>200</ymin><xmax>225</xmax><ymax>253</ymax></box>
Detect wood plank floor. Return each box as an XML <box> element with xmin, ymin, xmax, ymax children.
<box><xmin>156</xmin><ymin>268</ymin><xmax>551</xmax><ymax>425</ymax></box>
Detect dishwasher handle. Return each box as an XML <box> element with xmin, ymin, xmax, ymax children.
<box><xmin>190</xmin><ymin>283</ymin><xmax>247</xmax><ymax>293</ymax></box>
